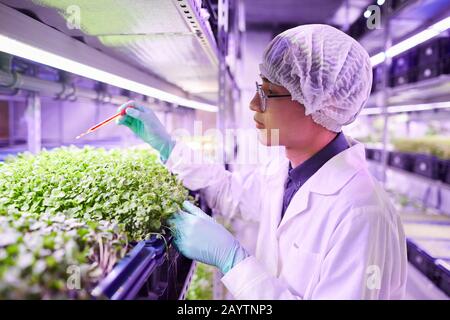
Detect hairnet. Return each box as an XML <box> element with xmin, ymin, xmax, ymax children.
<box><xmin>259</xmin><ymin>24</ymin><xmax>372</xmax><ymax>132</ymax></box>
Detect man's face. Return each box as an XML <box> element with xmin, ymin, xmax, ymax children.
<box><xmin>249</xmin><ymin>77</ymin><xmax>321</xmax><ymax>148</ymax></box>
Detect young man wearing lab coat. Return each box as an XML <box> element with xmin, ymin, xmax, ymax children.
<box><xmin>118</xmin><ymin>24</ymin><xmax>407</xmax><ymax>300</ymax></box>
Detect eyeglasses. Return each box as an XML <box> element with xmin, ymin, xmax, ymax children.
<box><xmin>255</xmin><ymin>82</ymin><xmax>291</xmax><ymax>112</ymax></box>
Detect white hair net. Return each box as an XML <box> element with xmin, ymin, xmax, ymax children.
<box><xmin>259</xmin><ymin>24</ymin><xmax>372</xmax><ymax>132</ymax></box>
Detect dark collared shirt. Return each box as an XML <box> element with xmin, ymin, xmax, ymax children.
<box><xmin>281</xmin><ymin>132</ymin><xmax>350</xmax><ymax>219</ymax></box>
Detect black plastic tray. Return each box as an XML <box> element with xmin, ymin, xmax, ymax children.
<box><xmin>407</xmin><ymin>239</ymin><xmax>450</xmax><ymax>297</ymax></box>
<box><xmin>439</xmin><ymin>159</ymin><xmax>450</xmax><ymax>185</ymax></box>
<box><xmin>388</xmin><ymin>151</ymin><xmax>414</xmax><ymax>172</ymax></box>
<box><xmin>365</xmin><ymin>148</ymin><xmax>383</xmax><ymax>162</ymax></box>
<box><xmin>411</xmin><ymin>154</ymin><xmax>440</xmax><ymax>180</ymax></box>
<box><xmin>418</xmin><ymin>37</ymin><xmax>450</xmax><ymax>66</ymax></box>
<box><xmin>91</xmin><ymin>235</ymin><xmax>169</xmax><ymax>300</ymax></box>
<box><xmin>391</xmin><ymin>51</ymin><xmax>415</xmax><ymax>76</ymax></box>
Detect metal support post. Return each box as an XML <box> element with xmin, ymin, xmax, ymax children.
<box><xmin>380</xmin><ymin>5</ymin><xmax>392</xmax><ymax>185</ymax></box>
<box><xmin>25</xmin><ymin>92</ymin><xmax>41</xmax><ymax>153</ymax></box>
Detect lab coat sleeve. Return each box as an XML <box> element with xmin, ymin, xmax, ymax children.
<box><xmin>221</xmin><ymin>206</ymin><xmax>406</xmax><ymax>300</ymax></box>
<box><xmin>165</xmin><ymin>142</ymin><xmax>262</xmax><ymax>222</ymax></box>
<box><xmin>221</xmin><ymin>255</ymin><xmax>304</xmax><ymax>299</ymax></box>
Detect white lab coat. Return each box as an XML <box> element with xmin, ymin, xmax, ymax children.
<box><xmin>166</xmin><ymin>137</ymin><xmax>407</xmax><ymax>300</ymax></box>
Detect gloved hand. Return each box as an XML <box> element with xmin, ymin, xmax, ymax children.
<box><xmin>117</xmin><ymin>100</ymin><xmax>175</xmax><ymax>162</ymax></box>
<box><xmin>169</xmin><ymin>201</ymin><xmax>249</xmax><ymax>274</ymax></box>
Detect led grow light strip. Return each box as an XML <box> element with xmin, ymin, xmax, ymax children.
<box><xmin>361</xmin><ymin>101</ymin><xmax>450</xmax><ymax>115</ymax></box>
<box><xmin>370</xmin><ymin>16</ymin><xmax>450</xmax><ymax>67</ymax></box>
<box><xmin>0</xmin><ymin>35</ymin><xmax>218</xmax><ymax>113</ymax></box>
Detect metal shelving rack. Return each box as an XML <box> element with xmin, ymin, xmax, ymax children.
<box><xmin>355</xmin><ymin>0</ymin><xmax>450</xmax><ymax>297</ymax></box>
<box><xmin>0</xmin><ymin>0</ymin><xmax>226</xmax><ymax>156</ymax></box>
<box><xmin>355</xmin><ymin>0</ymin><xmax>450</xmax><ymax>190</ymax></box>
<box><xmin>361</xmin><ymin>2</ymin><xmax>448</xmax><ymax>181</ymax></box>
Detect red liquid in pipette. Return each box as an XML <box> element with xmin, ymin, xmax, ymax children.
<box><xmin>75</xmin><ymin>105</ymin><xmax>131</xmax><ymax>139</ymax></box>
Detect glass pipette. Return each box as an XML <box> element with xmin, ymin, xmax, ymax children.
<box><xmin>75</xmin><ymin>104</ymin><xmax>133</xmax><ymax>139</ymax></box>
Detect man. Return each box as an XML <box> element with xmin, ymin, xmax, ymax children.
<box><xmin>118</xmin><ymin>24</ymin><xmax>407</xmax><ymax>299</ymax></box>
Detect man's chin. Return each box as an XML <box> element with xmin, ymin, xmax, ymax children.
<box><xmin>257</xmin><ymin>129</ymin><xmax>280</xmax><ymax>146</ymax></box>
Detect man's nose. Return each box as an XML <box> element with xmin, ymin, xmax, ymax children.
<box><xmin>249</xmin><ymin>93</ymin><xmax>262</xmax><ymax>112</ymax></box>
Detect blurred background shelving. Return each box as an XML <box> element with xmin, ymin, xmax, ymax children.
<box><xmin>345</xmin><ymin>0</ymin><xmax>450</xmax><ymax>299</ymax></box>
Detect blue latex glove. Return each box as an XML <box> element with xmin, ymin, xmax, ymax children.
<box><xmin>117</xmin><ymin>101</ymin><xmax>175</xmax><ymax>162</ymax></box>
<box><xmin>169</xmin><ymin>201</ymin><xmax>249</xmax><ymax>274</ymax></box>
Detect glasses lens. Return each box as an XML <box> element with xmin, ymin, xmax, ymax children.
<box><xmin>256</xmin><ymin>83</ymin><xmax>266</xmax><ymax>112</ymax></box>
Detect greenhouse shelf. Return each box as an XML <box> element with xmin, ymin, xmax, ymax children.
<box><xmin>399</xmin><ymin>211</ymin><xmax>450</xmax><ymax>297</ymax></box>
<box><xmin>357</xmin><ymin>0</ymin><xmax>450</xmax><ymax>57</ymax></box>
<box><xmin>406</xmin><ymin>239</ymin><xmax>450</xmax><ymax>297</ymax></box>
<box><xmin>368</xmin><ymin>160</ymin><xmax>450</xmax><ymax>214</ymax></box>
<box><xmin>367</xmin><ymin>153</ymin><xmax>450</xmax><ymax>296</ymax></box>
<box><xmin>366</xmin><ymin>149</ymin><xmax>450</xmax><ymax>187</ymax></box>
<box><xmin>405</xmin><ymin>262</ymin><xmax>449</xmax><ymax>299</ymax></box>
<box><xmin>387</xmin><ymin>75</ymin><xmax>450</xmax><ymax>106</ymax></box>
<box><xmin>365</xmin><ymin>75</ymin><xmax>450</xmax><ymax>109</ymax></box>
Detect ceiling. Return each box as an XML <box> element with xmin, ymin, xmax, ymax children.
<box><xmin>0</xmin><ymin>0</ymin><xmax>219</xmax><ymax>103</ymax></box>
<box><xmin>0</xmin><ymin>0</ymin><xmax>401</xmax><ymax>105</ymax></box>
<box><xmin>244</xmin><ymin>0</ymin><xmax>373</xmax><ymax>33</ymax></box>
<box><xmin>358</xmin><ymin>0</ymin><xmax>450</xmax><ymax>55</ymax></box>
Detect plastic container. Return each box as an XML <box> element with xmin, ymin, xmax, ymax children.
<box><xmin>409</xmin><ymin>238</ymin><xmax>450</xmax><ymax>297</ymax></box>
<box><xmin>418</xmin><ymin>37</ymin><xmax>450</xmax><ymax>66</ymax></box>
<box><xmin>438</xmin><ymin>159</ymin><xmax>450</xmax><ymax>185</ymax></box>
<box><xmin>412</xmin><ymin>153</ymin><xmax>440</xmax><ymax>180</ymax></box>
<box><xmin>417</xmin><ymin>62</ymin><xmax>441</xmax><ymax>82</ymax></box>
<box><xmin>390</xmin><ymin>70</ymin><xmax>417</xmax><ymax>87</ymax></box>
<box><xmin>388</xmin><ymin>151</ymin><xmax>414</xmax><ymax>172</ymax></box>
<box><xmin>442</xmin><ymin>57</ymin><xmax>450</xmax><ymax>75</ymax></box>
<box><xmin>407</xmin><ymin>240</ymin><xmax>450</xmax><ymax>296</ymax></box>
<box><xmin>436</xmin><ymin>260</ymin><xmax>450</xmax><ymax>296</ymax></box>
<box><xmin>371</xmin><ymin>149</ymin><xmax>383</xmax><ymax>162</ymax></box>
<box><xmin>365</xmin><ymin>148</ymin><xmax>374</xmax><ymax>160</ymax></box>
<box><xmin>365</xmin><ymin>148</ymin><xmax>383</xmax><ymax>162</ymax></box>
<box><xmin>391</xmin><ymin>49</ymin><xmax>418</xmax><ymax>76</ymax></box>
<box><xmin>419</xmin><ymin>38</ymin><xmax>441</xmax><ymax>65</ymax></box>
<box><xmin>92</xmin><ymin>236</ymin><xmax>168</xmax><ymax>300</ymax></box>
<box><xmin>407</xmin><ymin>240</ymin><xmax>437</xmax><ymax>281</ymax></box>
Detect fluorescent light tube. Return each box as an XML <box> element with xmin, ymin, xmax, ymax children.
<box><xmin>386</xmin><ymin>29</ymin><xmax>439</xmax><ymax>58</ymax></box>
<box><xmin>0</xmin><ymin>35</ymin><xmax>218</xmax><ymax>112</ymax></box>
<box><xmin>370</xmin><ymin>52</ymin><xmax>386</xmax><ymax>67</ymax></box>
<box><xmin>370</xmin><ymin>16</ymin><xmax>450</xmax><ymax>67</ymax></box>
<box><xmin>361</xmin><ymin>101</ymin><xmax>450</xmax><ymax>115</ymax></box>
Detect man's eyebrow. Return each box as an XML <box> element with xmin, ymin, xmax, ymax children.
<box><xmin>259</xmin><ymin>75</ymin><xmax>279</xmax><ymax>94</ymax></box>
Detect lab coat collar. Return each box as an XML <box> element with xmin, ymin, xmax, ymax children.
<box><xmin>277</xmin><ymin>138</ymin><xmax>367</xmax><ymax>232</ymax></box>
<box><xmin>308</xmin><ymin>138</ymin><xmax>366</xmax><ymax>195</ymax></box>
